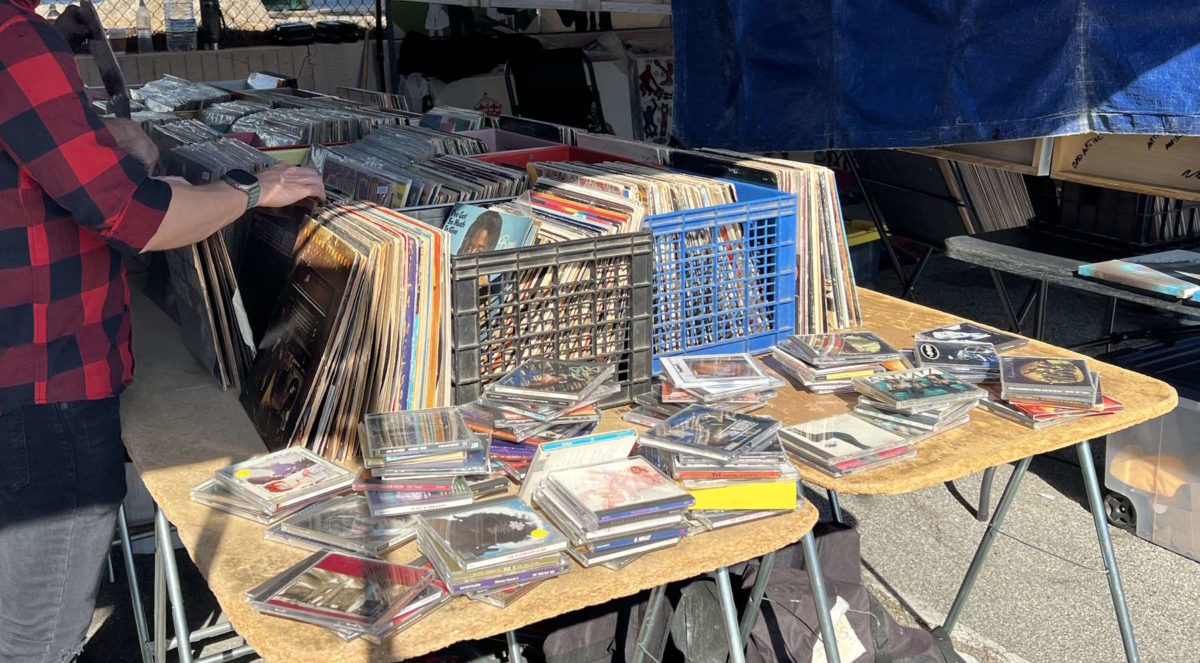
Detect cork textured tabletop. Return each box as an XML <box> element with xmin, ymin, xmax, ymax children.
<box><xmin>120</xmin><ymin>293</ymin><xmax>818</xmax><ymax>663</ymax></box>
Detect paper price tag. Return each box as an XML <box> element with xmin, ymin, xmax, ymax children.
<box><xmin>812</xmin><ymin>595</ymin><xmax>867</xmax><ymax>663</ymax></box>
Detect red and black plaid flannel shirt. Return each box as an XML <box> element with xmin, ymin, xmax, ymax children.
<box><xmin>0</xmin><ymin>0</ymin><xmax>172</xmax><ymax>413</ymax></box>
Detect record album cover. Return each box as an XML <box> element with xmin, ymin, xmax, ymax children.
<box><xmin>443</xmin><ymin>203</ymin><xmax>536</xmax><ymax>255</ymax></box>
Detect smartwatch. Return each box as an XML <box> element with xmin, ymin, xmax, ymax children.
<box><xmin>221</xmin><ymin>169</ymin><xmax>260</xmax><ymax>211</ymax></box>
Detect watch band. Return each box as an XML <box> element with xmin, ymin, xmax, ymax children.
<box><xmin>221</xmin><ymin>170</ymin><xmax>261</xmax><ymax>212</ymax></box>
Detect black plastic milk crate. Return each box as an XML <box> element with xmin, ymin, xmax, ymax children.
<box><xmin>1034</xmin><ymin>181</ymin><xmax>1200</xmax><ymax>248</ymax></box>
<box><xmin>448</xmin><ymin>232</ymin><xmax>654</xmax><ymax>407</ymax></box>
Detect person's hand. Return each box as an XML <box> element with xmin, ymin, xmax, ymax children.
<box><xmin>103</xmin><ymin>118</ymin><xmax>159</xmax><ymax>171</ymax></box>
<box><xmin>255</xmin><ymin>164</ymin><xmax>326</xmax><ymax>208</ymax></box>
<box><xmin>54</xmin><ymin>5</ymin><xmax>92</xmax><ymax>51</ymax></box>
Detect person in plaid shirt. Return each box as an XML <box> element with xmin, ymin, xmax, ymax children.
<box><xmin>0</xmin><ymin>0</ymin><xmax>325</xmax><ymax>659</ymax></box>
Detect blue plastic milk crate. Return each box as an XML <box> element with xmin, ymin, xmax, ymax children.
<box><xmin>646</xmin><ymin>179</ymin><xmax>797</xmax><ymax>373</ymax></box>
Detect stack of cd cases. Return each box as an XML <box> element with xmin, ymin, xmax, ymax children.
<box><xmin>191</xmin><ymin>447</ymin><xmax>356</xmax><ymax>523</ymax></box>
<box><xmin>265</xmin><ymin>494</ymin><xmax>420</xmax><ymax>557</ymax></box>
<box><xmin>779</xmin><ymin>413</ymin><xmax>915</xmax><ymax>477</ymax></box>
<box><xmin>771</xmin><ymin>332</ymin><xmax>907</xmax><ymax>394</ymax></box>
<box><xmin>358</xmin><ymin>407</ymin><xmax>498</xmax><ymax>516</ymax></box>
<box><xmin>535</xmin><ymin>456</ymin><xmax>694</xmax><ymax>567</ymax></box>
<box><xmin>998</xmin><ymin>356</ymin><xmax>1100</xmax><ymax>406</ymax></box>
<box><xmin>245</xmin><ymin>549</ymin><xmax>444</xmax><ymax>644</ymax></box>
<box><xmin>416</xmin><ymin>495</ymin><xmax>571</xmax><ymax>594</ymax></box>
<box><xmin>852</xmin><ymin>367</ymin><xmax>985</xmax><ymax>414</ymax></box>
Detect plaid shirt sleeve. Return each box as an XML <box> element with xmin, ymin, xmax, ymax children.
<box><xmin>0</xmin><ymin>11</ymin><xmax>171</xmax><ymax>253</ymax></box>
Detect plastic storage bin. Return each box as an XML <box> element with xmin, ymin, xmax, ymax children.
<box><xmin>402</xmin><ymin>203</ymin><xmax>653</xmax><ymax>407</ymax></box>
<box><xmin>1102</xmin><ymin>338</ymin><xmax>1200</xmax><ymax>562</ymax></box>
<box><xmin>473</xmin><ymin>147</ymin><xmax>798</xmax><ymax>373</ymax></box>
<box><xmin>1035</xmin><ymin>181</ymin><xmax>1200</xmax><ymax>249</ymax></box>
<box><xmin>845</xmin><ymin>219</ymin><xmax>881</xmax><ymax>288</ymax></box>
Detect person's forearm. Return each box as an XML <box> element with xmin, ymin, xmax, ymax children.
<box><xmin>141</xmin><ymin>181</ymin><xmax>249</xmax><ymax>252</ymax></box>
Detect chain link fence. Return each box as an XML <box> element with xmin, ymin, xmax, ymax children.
<box><xmin>39</xmin><ymin>0</ymin><xmax>376</xmax><ymax>43</ymax></box>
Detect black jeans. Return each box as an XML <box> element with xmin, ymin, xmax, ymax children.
<box><xmin>0</xmin><ymin>397</ymin><xmax>127</xmax><ymax>663</ymax></box>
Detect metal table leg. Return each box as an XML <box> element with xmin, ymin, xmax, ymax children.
<box><xmin>943</xmin><ymin>457</ymin><xmax>1032</xmax><ymax>632</ymax></box>
<box><xmin>156</xmin><ymin>508</ymin><xmax>195</xmax><ymax>663</ymax></box>
<box><xmin>802</xmin><ymin>532</ymin><xmax>842</xmax><ymax>663</ymax></box>
<box><xmin>154</xmin><ymin>526</ymin><xmax>167</xmax><ymax>663</ymax></box>
<box><xmin>713</xmin><ymin>567</ymin><xmax>746</xmax><ymax>663</ymax></box>
<box><xmin>977</xmin><ymin>467</ymin><xmax>996</xmax><ymax>522</ymax></box>
<box><xmin>117</xmin><ymin>506</ymin><xmax>153</xmax><ymax>663</ymax></box>
<box><xmin>1034</xmin><ymin>280</ymin><xmax>1049</xmax><ymax>340</ymax></box>
<box><xmin>828</xmin><ymin>490</ymin><xmax>845</xmax><ymax>525</ymax></box>
<box><xmin>505</xmin><ymin>630</ymin><xmax>523</xmax><ymax>663</ymax></box>
<box><xmin>1077</xmin><ymin>439</ymin><xmax>1140</xmax><ymax>662</ymax></box>
<box><xmin>739</xmin><ymin>552</ymin><xmax>776</xmax><ymax>642</ymax></box>
<box><xmin>988</xmin><ymin>269</ymin><xmax>1022</xmax><ymax>334</ymax></box>
<box><xmin>631</xmin><ymin>585</ymin><xmax>668</xmax><ymax>663</ymax></box>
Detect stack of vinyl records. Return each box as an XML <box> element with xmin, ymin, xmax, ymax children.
<box><xmin>912</xmin><ymin>339</ymin><xmax>1001</xmax><ymax>383</ymax></box>
<box><xmin>355</xmin><ymin>407</ymin><xmax>505</xmax><ymax>516</ymax></box>
<box><xmin>534</xmin><ymin>456</ymin><xmax>695</xmax><ymax>568</ymax></box>
<box><xmin>129</xmin><ymin>110</ymin><xmax>180</xmax><ymax>133</ymax></box>
<box><xmin>189</xmin><ymin>447</ymin><xmax>355</xmax><ymax>523</ymax></box>
<box><xmin>527</xmin><ymin>161</ymin><xmax>737</xmax><ymax>215</ymax></box>
<box><xmin>265</xmin><ymin>494</ymin><xmax>419</xmax><ymax>556</ymax></box>
<box><xmin>851</xmin><ymin>367</ymin><xmax>985</xmax><ymax>439</ymax></box>
<box><xmin>772</xmin><ymin>332</ymin><xmax>906</xmax><ymax>394</ymax></box>
<box><xmin>669</xmin><ymin>149</ymin><xmax>861</xmax><ymax>334</ymax></box>
<box><xmin>161</xmin><ymin>137</ymin><xmax>281</xmax><ymax>391</ymax></box>
<box><xmin>656</xmin><ymin>353</ymin><xmax>784</xmax><ymax>406</ymax></box>
<box><xmin>246</xmin><ymin>549</ymin><xmax>445</xmax><ymax>644</ymax></box>
<box><xmin>780</xmin><ymin>414</ymin><xmax>915</xmax><ymax>477</ymax></box>
<box><xmin>241</xmin><ymin>202</ymin><xmax>453</xmax><ymax>460</ymax></box>
<box><xmin>416</xmin><ymin>495</ymin><xmax>571</xmax><ymax>595</ymax></box>
<box><xmin>977</xmin><ymin>356</ymin><xmax>1123</xmax><ymax>429</ymax></box>
<box><xmin>313</xmin><ymin>126</ymin><xmax>520</xmax><ymax>210</ymax></box>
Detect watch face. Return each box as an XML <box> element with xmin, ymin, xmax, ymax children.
<box><xmin>225</xmin><ymin>169</ymin><xmax>258</xmax><ymax>186</ymax></box>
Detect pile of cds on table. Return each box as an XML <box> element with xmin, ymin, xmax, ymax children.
<box><xmin>416</xmin><ymin>495</ymin><xmax>571</xmax><ymax>595</ymax></box>
<box><xmin>246</xmin><ymin>549</ymin><xmax>445</xmax><ymax>643</ymax></box>
<box><xmin>536</xmin><ymin>456</ymin><xmax>694</xmax><ymax>567</ymax></box>
<box><xmin>654</xmin><ymin>353</ymin><xmax>784</xmax><ymax>410</ymax></box>
<box><xmin>264</xmin><ymin>494</ymin><xmax>420</xmax><ymax>557</ymax></box>
<box><xmin>637</xmin><ymin>404</ymin><xmax>797</xmax><ymax>517</ymax></box>
<box><xmin>850</xmin><ymin>367</ymin><xmax>984</xmax><ymax>440</ymax></box>
<box><xmin>189</xmin><ymin>447</ymin><xmax>355</xmax><ymax>524</ymax></box>
<box><xmin>772</xmin><ymin>332</ymin><xmax>907</xmax><ymax>394</ymax></box>
<box><xmin>779</xmin><ymin>413</ymin><xmax>915</xmax><ymax>477</ymax></box>
<box><xmin>912</xmin><ymin>338</ymin><xmax>1001</xmax><ymax>383</ymax></box>
<box><xmin>356</xmin><ymin>407</ymin><xmax>504</xmax><ymax>517</ymax></box>
<box><xmin>461</xmin><ymin>358</ymin><xmax>619</xmax><ymax>475</ymax></box>
<box><xmin>977</xmin><ymin>356</ymin><xmax>1123</xmax><ymax>429</ymax></box>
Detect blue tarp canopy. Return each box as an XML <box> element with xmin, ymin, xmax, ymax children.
<box><xmin>672</xmin><ymin>1</ymin><xmax>1200</xmax><ymax>151</ymax></box>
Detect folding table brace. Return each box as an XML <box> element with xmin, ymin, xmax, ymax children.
<box><xmin>114</xmin><ymin>505</ymin><xmax>254</xmax><ymax>663</ymax></box>
<box><xmin>938</xmin><ymin>441</ymin><xmax>1140</xmax><ymax>662</ymax></box>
